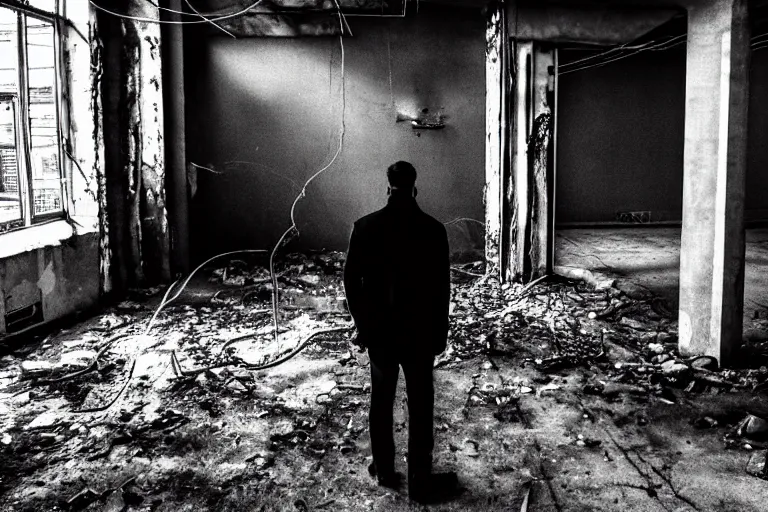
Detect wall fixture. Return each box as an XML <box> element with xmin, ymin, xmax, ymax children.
<box><xmin>396</xmin><ymin>107</ymin><xmax>446</xmax><ymax>129</ymax></box>
<box><xmin>412</xmin><ymin>107</ymin><xmax>446</xmax><ymax>129</ymax></box>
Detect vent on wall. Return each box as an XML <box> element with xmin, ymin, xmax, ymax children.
<box><xmin>4</xmin><ymin>301</ymin><xmax>44</xmax><ymax>334</ymax></box>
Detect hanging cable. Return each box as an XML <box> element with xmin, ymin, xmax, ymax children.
<box><xmin>560</xmin><ymin>34</ymin><xmax>685</xmax><ymax>73</ymax></box>
<box><xmin>268</xmin><ymin>9</ymin><xmax>347</xmax><ymax>350</ymax></box>
<box><xmin>89</xmin><ymin>0</ymin><xmax>264</xmax><ymax>25</ymax></box>
<box><xmin>183</xmin><ymin>0</ymin><xmax>237</xmax><ymax>38</ymax></box>
<box><xmin>562</xmin><ymin>30</ymin><xmax>768</xmax><ymax>77</ymax></box>
<box><xmin>560</xmin><ymin>34</ymin><xmax>686</xmax><ymax>76</ymax></box>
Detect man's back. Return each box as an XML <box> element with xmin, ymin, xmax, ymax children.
<box><xmin>344</xmin><ymin>195</ymin><xmax>450</xmax><ymax>357</ymax></box>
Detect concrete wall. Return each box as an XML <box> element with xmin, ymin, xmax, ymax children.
<box><xmin>556</xmin><ymin>45</ymin><xmax>768</xmax><ymax>224</ymax></box>
<box><xmin>184</xmin><ymin>6</ymin><xmax>486</xmax><ymax>259</ymax></box>
<box><xmin>0</xmin><ymin>233</ymin><xmax>100</xmax><ymax>337</ymax></box>
<box><xmin>556</xmin><ymin>45</ymin><xmax>687</xmax><ymax>224</ymax></box>
<box><xmin>747</xmin><ymin>49</ymin><xmax>768</xmax><ymax>220</ymax></box>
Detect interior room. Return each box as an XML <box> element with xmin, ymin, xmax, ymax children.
<box><xmin>0</xmin><ymin>1</ymin><xmax>767</xmax><ymax>510</ymax></box>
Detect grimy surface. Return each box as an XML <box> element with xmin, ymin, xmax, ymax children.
<box><xmin>0</xmin><ymin>252</ymin><xmax>767</xmax><ymax>511</ymax></box>
<box><xmin>556</xmin><ymin>227</ymin><xmax>768</xmax><ymax>328</ymax></box>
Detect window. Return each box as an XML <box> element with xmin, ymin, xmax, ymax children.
<box><xmin>0</xmin><ymin>4</ymin><xmax>63</xmax><ymax>234</ymax></box>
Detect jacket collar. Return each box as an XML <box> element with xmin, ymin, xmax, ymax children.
<box><xmin>386</xmin><ymin>193</ymin><xmax>420</xmax><ymax>212</ymax></box>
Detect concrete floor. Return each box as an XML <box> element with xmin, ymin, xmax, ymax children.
<box><xmin>555</xmin><ymin>227</ymin><xmax>768</xmax><ymax>328</ymax></box>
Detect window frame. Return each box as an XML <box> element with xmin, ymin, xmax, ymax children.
<box><xmin>0</xmin><ymin>2</ymin><xmax>66</xmax><ymax>233</ymax></box>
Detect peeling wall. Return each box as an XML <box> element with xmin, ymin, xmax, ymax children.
<box><xmin>185</xmin><ymin>5</ymin><xmax>486</xmax><ymax>259</ymax></box>
<box><xmin>0</xmin><ymin>234</ymin><xmax>100</xmax><ymax>336</ymax></box>
<box><xmin>99</xmin><ymin>1</ymin><xmax>170</xmax><ymax>290</ymax></box>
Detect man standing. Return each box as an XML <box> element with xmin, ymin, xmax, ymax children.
<box><xmin>343</xmin><ymin>161</ymin><xmax>457</xmax><ymax>504</ymax></box>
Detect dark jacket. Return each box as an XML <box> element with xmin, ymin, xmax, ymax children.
<box><xmin>343</xmin><ymin>194</ymin><xmax>450</xmax><ymax>357</ymax></box>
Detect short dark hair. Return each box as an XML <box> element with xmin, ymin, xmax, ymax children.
<box><xmin>387</xmin><ymin>161</ymin><xmax>417</xmax><ymax>189</ymax></box>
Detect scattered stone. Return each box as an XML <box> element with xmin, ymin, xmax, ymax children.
<box><xmin>689</xmin><ymin>356</ymin><xmax>719</xmax><ymax>372</ymax></box>
<box><xmin>537</xmin><ymin>383</ymin><xmax>561</xmax><ymax>397</ymax></box>
<box><xmin>602</xmin><ymin>382</ymin><xmax>646</xmax><ymax>398</ymax></box>
<box><xmin>463</xmin><ymin>439</ymin><xmax>480</xmax><ymax>457</ymax></box>
<box><xmin>692</xmin><ymin>416</ymin><xmax>718</xmax><ymax>429</ymax></box>
<box><xmin>116</xmin><ymin>301</ymin><xmax>143</xmax><ymax>311</ymax></box>
<box><xmin>298</xmin><ymin>274</ymin><xmax>321</xmax><ymax>285</ymax></box>
<box><xmin>27</xmin><ymin>411</ymin><xmax>60</xmax><ymax>430</ymax></box>
<box><xmin>1</xmin><ymin>433</ymin><xmax>11</xmax><ymax>445</ymax></box>
<box><xmin>20</xmin><ymin>360</ymin><xmax>54</xmax><ymax>378</ymax></box>
<box><xmin>620</xmin><ymin>317</ymin><xmax>647</xmax><ymax>330</ymax></box>
<box><xmin>57</xmin><ymin>350</ymin><xmax>97</xmax><ymax>369</ymax></box>
<box><xmin>746</xmin><ymin>450</ymin><xmax>767</xmax><ymax>479</ymax></box>
<box><xmin>737</xmin><ymin>414</ymin><xmax>768</xmax><ymax>441</ymax></box>
<box><xmin>661</xmin><ymin>360</ymin><xmax>690</xmax><ymax>376</ymax></box>
<box><xmin>657</xmin><ymin>332</ymin><xmax>677</xmax><ymax>345</ymax></box>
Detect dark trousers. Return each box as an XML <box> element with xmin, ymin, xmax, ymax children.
<box><xmin>368</xmin><ymin>349</ymin><xmax>434</xmax><ymax>478</ymax></box>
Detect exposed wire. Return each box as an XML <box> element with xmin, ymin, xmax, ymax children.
<box><xmin>560</xmin><ymin>34</ymin><xmax>683</xmax><ymax>70</ymax></box>
<box><xmin>144</xmin><ymin>249</ymin><xmax>268</xmax><ymax>334</ymax></box>
<box><xmin>268</xmin><ymin>20</ymin><xmax>347</xmax><ymax>350</ymax></box>
<box><xmin>386</xmin><ymin>27</ymin><xmax>395</xmax><ymax>112</ymax></box>
<box><xmin>183</xmin><ymin>0</ymin><xmax>237</xmax><ymax>38</ymax></box>
<box><xmin>88</xmin><ymin>0</ymin><xmax>264</xmax><ymax>25</ymax></box>
<box><xmin>190</xmin><ymin>161</ymin><xmax>224</xmax><ymax>174</ymax></box>
<box><xmin>63</xmin><ymin>147</ymin><xmax>97</xmax><ymax>201</ymax></box>
<box><xmin>560</xmin><ymin>35</ymin><xmax>686</xmax><ymax>76</ymax></box>
<box><xmin>332</xmin><ymin>0</ymin><xmax>353</xmax><ymax>37</ymax></box>
<box><xmin>561</xmin><ymin>30</ymin><xmax>768</xmax><ymax>76</ymax></box>
<box><xmin>560</xmin><ymin>34</ymin><xmax>686</xmax><ymax>76</ymax></box>
<box><xmin>224</xmin><ymin>160</ymin><xmax>302</xmax><ymax>190</ymax></box>
<box><xmin>443</xmin><ymin>217</ymin><xmax>484</xmax><ymax>227</ymax></box>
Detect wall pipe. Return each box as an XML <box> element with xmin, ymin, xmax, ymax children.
<box><xmin>161</xmin><ymin>0</ymin><xmax>190</xmax><ymax>275</ymax></box>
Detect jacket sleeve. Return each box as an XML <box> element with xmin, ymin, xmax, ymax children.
<box><xmin>343</xmin><ymin>223</ymin><xmax>368</xmax><ymax>335</ymax></box>
<box><xmin>433</xmin><ymin>225</ymin><xmax>451</xmax><ymax>355</ymax></box>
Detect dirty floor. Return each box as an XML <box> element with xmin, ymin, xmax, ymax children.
<box><xmin>555</xmin><ymin>227</ymin><xmax>768</xmax><ymax>326</ymax></box>
<box><xmin>1</xmin><ymin>252</ymin><xmax>768</xmax><ymax>512</ymax></box>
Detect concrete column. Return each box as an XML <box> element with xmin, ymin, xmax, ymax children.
<box><xmin>484</xmin><ymin>2</ymin><xmax>508</xmax><ymax>280</ymax></box>
<box><xmin>121</xmin><ymin>0</ymin><xmax>170</xmax><ymax>286</ymax></box>
<box><xmin>506</xmin><ymin>41</ymin><xmax>554</xmax><ymax>283</ymax></box>
<box><xmin>679</xmin><ymin>0</ymin><xmax>750</xmax><ymax>365</ymax></box>
<box><xmin>161</xmin><ymin>0</ymin><xmax>190</xmax><ymax>276</ymax></box>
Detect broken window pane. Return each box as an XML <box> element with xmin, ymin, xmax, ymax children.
<box><xmin>26</xmin><ymin>18</ymin><xmax>61</xmax><ymax>216</ymax></box>
<box><xmin>0</xmin><ymin>98</ymin><xmax>22</xmax><ymax>226</ymax></box>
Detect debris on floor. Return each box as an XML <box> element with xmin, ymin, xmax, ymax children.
<box><xmin>1</xmin><ymin>251</ymin><xmax>767</xmax><ymax>511</ymax></box>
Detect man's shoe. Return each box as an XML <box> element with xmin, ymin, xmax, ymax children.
<box><xmin>368</xmin><ymin>462</ymin><xmax>404</xmax><ymax>490</ymax></box>
<box><xmin>408</xmin><ymin>471</ymin><xmax>459</xmax><ymax>504</ymax></box>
